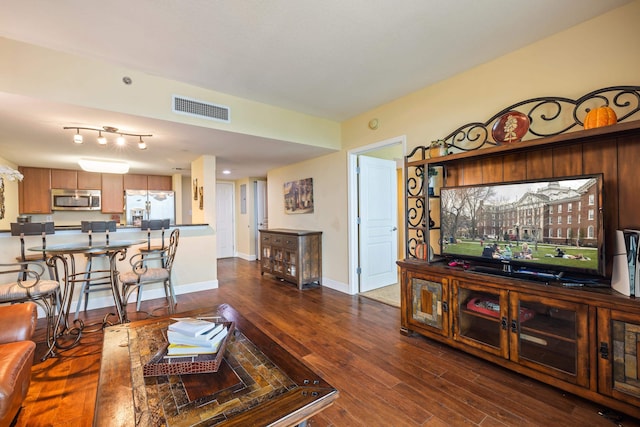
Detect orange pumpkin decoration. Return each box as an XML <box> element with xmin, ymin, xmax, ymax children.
<box><xmin>584</xmin><ymin>106</ymin><xmax>617</xmax><ymax>130</ymax></box>
<box><xmin>415</xmin><ymin>242</ymin><xmax>429</xmax><ymax>260</ymax></box>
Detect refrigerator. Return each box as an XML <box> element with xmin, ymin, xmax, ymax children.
<box><xmin>125</xmin><ymin>190</ymin><xmax>175</xmax><ymax>226</ymax></box>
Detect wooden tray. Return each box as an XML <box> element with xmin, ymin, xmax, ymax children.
<box><xmin>143</xmin><ymin>322</ymin><xmax>235</xmax><ymax>377</ymax></box>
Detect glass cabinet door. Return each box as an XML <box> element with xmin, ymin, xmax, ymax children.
<box><xmin>453</xmin><ymin>280</ymin><xmax>508</xmax><ymax>358</ymax></box>
<box><xmin>407</xmin><ymin>272</ymin><xmax>449</xmax><ymax>337</ymax></box>
<box><xmin>272</xmin><ymin>247</ymin><xmax>284</xmax><ymax>274</ymax></box>
<box><xmin>509</xmin><ymin>292</ymin><xmax>589</xmax><ymax>387</ymax></box>
<box><xmin>285</xmin><ymin>250</ymin><xmax>297</xmax><ymax>278</ymax></box>
<box><xmin>261</xmin><ymin>245</ymin><xmax>272</xmax><ymax>272</ymax></box>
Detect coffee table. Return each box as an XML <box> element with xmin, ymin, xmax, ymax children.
<box><xmin>94</xmin><ymin>304</ymin><xmax>338</xmax><ymax>426</ymax></box>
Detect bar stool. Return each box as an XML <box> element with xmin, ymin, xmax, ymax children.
<box><xmin>135</xmin><ymin>219</ymin><xmax>172</xmax><ymax>310</ymax></box>
<box><xmin>139</xmin><ymin>219</ymin><xmax>171</xmax><ymax>256</ymax></box>
<box><xmin>10</xmin><ymin>222</ymin><xmax>55</xmax><ymax>279</ymax></box>
<box><xmin>74</xmin><ymin>220</ymin><xmax>117</xmax><ymax>319</ymax></box>
<box><xmin>120</xmin><ymin>228</ymin><xmax>180</xmax><ymax>319</ymax></box>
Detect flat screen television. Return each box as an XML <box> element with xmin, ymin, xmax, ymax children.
<box><xmin>439</xmin><ymin>174</ymin><xmax>605</xmax><ymax>280</ymax></box>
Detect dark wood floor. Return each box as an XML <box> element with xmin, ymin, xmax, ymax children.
<box><xmin>14</xmin><ymin>258</ymin><xmax>640</xmax><ymax>426</ymax></box>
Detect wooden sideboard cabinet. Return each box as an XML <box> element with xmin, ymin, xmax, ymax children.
<box><xmin>259</xmin><ymin>229</ymin><xmax>322</xmax><ymax>290</ymax></box>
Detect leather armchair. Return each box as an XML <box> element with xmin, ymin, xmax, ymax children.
<box><xmin>0</xmin><ymin>302</ymin><xmax>37</xmax><ymax>426</ymax></box>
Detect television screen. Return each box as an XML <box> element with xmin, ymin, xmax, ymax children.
<box><xmin>440</xmin><ymin>174</ymin><xmax>605</xmax><ymax>278</ymax></box>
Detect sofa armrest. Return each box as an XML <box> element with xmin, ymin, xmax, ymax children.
<box><xmin>0</xmin><ymin>302</ymin><xmax>37</xmax><ymax>343</ymax></box>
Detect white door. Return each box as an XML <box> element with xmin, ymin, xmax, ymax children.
<box><xmin>255</xmin><ymin>180</ymin><xmax>268</xmax><ymax>260</ymax></box>
<box><xmin>358</xmin><ymin>156</ymin><xmax>398</xmax><ymax>292</ymax></box>
<box><xmin>216</xmin><ymin>182</ymin><xmax>235</xmax><ymax>258</ymax></box>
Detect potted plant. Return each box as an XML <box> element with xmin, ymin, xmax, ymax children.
<box><xmin>428</xmin><ymin>139</ymin><xmax>448</xmax><ymax>159</ymax></box>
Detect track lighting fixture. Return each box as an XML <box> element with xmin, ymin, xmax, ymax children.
<box><xmin>64</xmin><ymin>125</ymin><xmax>152</xmax><ymax>150</ymax></box>
<box><xmin>73</xmin><ymin>129</ymin><xmax>83</xmax><ymax>144</ymax></box>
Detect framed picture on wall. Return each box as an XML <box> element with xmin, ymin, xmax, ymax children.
<box><xmin>284</xmin><ymin>178</ymin><xmax>314</xmax><ymax>214</ymax></box>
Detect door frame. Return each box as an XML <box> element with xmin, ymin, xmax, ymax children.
<box><xmin>347</xmin><ymin>135</ymin><xmax>406</xmax><ymax>295</ymax></box>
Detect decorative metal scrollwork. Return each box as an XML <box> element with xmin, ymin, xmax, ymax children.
<box><xmin>407</xmin><ymin>165</ymin><xmax>424</xmax><ymax>197</ymax></box>
<box><xmin>407</xmin><ymin>197</ymin><xmax>425</xmax><ymax>228</ymax></box>
<box><xmin>439</xmin><ymin>85</ymin><xmax>640</xmax><ymax>152</ymax></box>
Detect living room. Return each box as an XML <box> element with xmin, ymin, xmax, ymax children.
<box><xmin>1</xmin><ymin>1</ymin><xmax>640</xmax><ymax>425</ymax></box>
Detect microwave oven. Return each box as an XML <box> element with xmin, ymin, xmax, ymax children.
<box><xmin>51</xmin><ymin>189</ymin><xmax>101</xmax><ymax>211</ymax></box>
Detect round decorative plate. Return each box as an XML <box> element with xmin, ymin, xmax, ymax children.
<box><xmin>491</xmin><ymin>111</ymin><xmax>530</xmax><ymax>143</ymax></box>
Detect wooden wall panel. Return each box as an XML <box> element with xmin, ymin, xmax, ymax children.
<box><xmin>461</xmin><ymin>159</ymin><xmax>483</xmax><ymax>185</ymax></box>
<box><xmin>583</xmin><ymin>138</ymin><xmax>618</xmax><ymax>276</ymax></box>
<box><xmin>616</xmin><ymin>134</ymin><xmax>640</xmax><ymax>229</ymax></box>
<box><xmin>503</xmin><ymin>153</ymin><xmax>527</xmax><ymax>182</ymax></box>
<box><xmin>482</xmin><ymin>157</ymin><xmax>503</xmax><ymax>184</ymax></box>
<box><xmin>552</xmin><ymin>145</ymin><xmax>583</xmax><ymax>177</ymax></box>
<box><xmin>445</xmin><ymin>165</ymin><xmax>461</xmax><ymax>187</ymax></box>
<box><xmin>525</xmin><ymin>151</ymin><xmax>547</xmax><ymax>180</ymax></box>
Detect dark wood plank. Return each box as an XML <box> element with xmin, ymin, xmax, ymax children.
<box><xmin>503</xmin><ymin>152</ymin><xmax>527</xmax><ymax>182</ymax></box>
<box><xmin>552</xmin><ymin>144</ymin><xmax>583</xmax><ymax>177</ymax></box>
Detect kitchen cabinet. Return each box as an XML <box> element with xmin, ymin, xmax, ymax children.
<box><xmin>259</xmin><ymin>229</ymin><xmax>322</xmax><ymax>289</ymax></box>
<box><xmin>123</xmin><ymin>174</ymin><xmax>147</xmax><ymax>190</ymax></box>
<box><xmin>78</xmin><ymin>171</ymin><xmax>102</xmax><ymax>189</ymax></box>
<box><xmin>51</xmin><ymin>169</ymin><xmax>77</xmax><ymax>189</ymax></box>
<box><xmin>18</xmin><ymin>167</ymin><xmax>51</xmax><ymax>214</ymax></box>
<box><xmin>51</xmin><ymin>169</ymin><xmax>101</xmax><ymax>189</ymax></box>
<box><xmin>147</xmin><ymin>175</ymin><xmax>172</xmax><ymax>191</ymax></box>
<box><xmin>124</xmin><ymin>174</ymin><xmax>172</xmax><ymax>191</ymax></box>
<box><xmin>17</xmin><ymin>166</ymin><xmax>168</xmax><ymax>214</ymax></box>
<box><xmin>101</xmin><ymin>174</ymin><xmax>124</xmax><ymax>213</ymax></box>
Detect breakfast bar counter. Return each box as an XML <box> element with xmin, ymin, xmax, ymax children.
<box><xmin>0</xmin><ymin>224</ymin><xmax>217</xmax><ymax>317</ymax></box>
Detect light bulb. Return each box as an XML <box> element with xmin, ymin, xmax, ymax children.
<box><xmin>97</xmin><ymin>131</ymin><xmax>107</xmax><ymax>145</ymax></box>
<box><xmin>73</xmin><ymin>130</ymin><xmax>83</xmax><ymax>144</ymax></box>
<box><xmin>138</xmin><ymin>137</ymin><xmax>147</xmax><ymax>150</ymax></box>
<box><xmin>116</xmin><ymin>135</ymin><xmax>126</xmax><ymax>146</ymax></box>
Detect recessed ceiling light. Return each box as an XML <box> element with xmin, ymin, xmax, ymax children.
<box><xmin>78</xmin><ymin>159</ymin><xmax>129</xmax><ymax>174</ymax></box>
<box><xmin>222</xmin><ymin>170</ymin><xmax>231</xmax><ymax>175</ymax></box>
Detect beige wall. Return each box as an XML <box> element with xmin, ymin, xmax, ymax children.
<box><xmin>267</xmin><ymin>151</ymin><xmax>348</xmax><ymax>289</ymax></box>
<box><xmin>270</xmin><ymin>1</ymin><xmax>640</xmax><ymax>292</ymax></box>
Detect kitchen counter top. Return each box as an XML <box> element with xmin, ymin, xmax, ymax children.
<box><xmin>0</xmin><ymin>223</ymin><xmax>209</xmax><ymax>234</ymax></box>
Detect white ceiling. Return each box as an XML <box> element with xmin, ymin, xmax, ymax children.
<box><xmin>0</xmin><ymin>0</ymin><xmax>632</xmax><ymax>179</ymax></box>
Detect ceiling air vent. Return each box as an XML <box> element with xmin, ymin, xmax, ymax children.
<box><xmin>172</xmin><ymin>95</ymin><xmax>230</xmax><ymax>123</ymax></box>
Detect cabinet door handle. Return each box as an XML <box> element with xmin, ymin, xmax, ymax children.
<box><xmin>599</xmin><ymin>342</ymin><xmax>609</xmax><ymax>360</ymax></box>
<box><xmin>501</xmin><ymin>317</ymin><xmax>508</xmax><ymax>330</ymax></box>
<box><xmin>510</xmin><ymin>319</ymin><xmax>518</xmax><ymax>334</ymax></box>
<box><xmin>442</xmin><ymin>301</ymin><xmax>448</xmax><ymax>313</ymax></box>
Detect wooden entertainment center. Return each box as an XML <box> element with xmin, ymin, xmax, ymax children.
<box><xmin>399</xmin><ymin>88</ymin><xmax>640</xmax><ymax>419</ymax></box>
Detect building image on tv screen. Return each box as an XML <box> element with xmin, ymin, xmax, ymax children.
<box><xmin>440</xmin><ymin>175</ymin><xmax>603</xmax><ymax>275</ymax></box>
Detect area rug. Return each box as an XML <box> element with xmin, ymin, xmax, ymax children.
<box><xmin>359</xmin><ymin>284</ymin><xmax>400</xmax><ymax>308</ymax></box>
